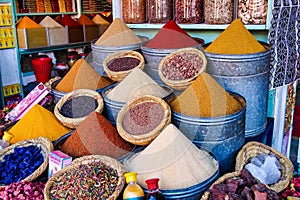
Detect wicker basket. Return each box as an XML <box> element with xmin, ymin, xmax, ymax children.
<box><xmin>158</xmin><ymin>47</ymin><xmax>207</xmax><ymax>90</ymax></box>
<box><xmin>116</xmin><ymin>95</ymin><xmax>171</xmax><ymax>146</ymax></box>
<box><xmin>54</xmin><ymin>89</ymin><xmax>104</xmax><ymax>129</ymax></box>
<box><xmin>103</xmin><ymin>50</ymin><xmax>145</xmax><ymax>82</ymax></box>
<box><xmin>0</xmin><ymin>136</ymin><xmax>53</xmax><ymax>188</ymax></box>
<box><xmin>235</xmin><ymin>141</ymin><xmax>294</xmax><ymax>193</ymax></box>
<box><xmin>44</xmin><ymin>155</ymin><xmax>126</xmax><ymax>200</ymax></box>
<box><xmin>200</xmin><ymin>171</ymin><xmax>240</xmax><ymax>200</ymax></box>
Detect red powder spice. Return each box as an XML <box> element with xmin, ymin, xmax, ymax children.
<box><xmin>146</xmin><ymin>20</ymin><xmax>199</xmax><ymax>49</ymax></box>
<box><xmin>61</xmin><ymin>112</ymin><xmax>134</xmax><ymax>159</ymax></box>
<box><xmin>59</xmin><ymin>14</ymin><xmax>81</xmax><ymax>26</ymax></box>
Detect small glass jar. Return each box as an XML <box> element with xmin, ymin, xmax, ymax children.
<box><xmin>204</xmin><ymin>0</ymin><xmax>234</xmax><ymax>24</ymax></box>
<box><xmin>122</xmin><ymin>0</ymin><xmax>146</xmax><ymax>23</ymax></box>
<box><xmin>147</xmin><ymin>0</ymin><xmax>173</xmax><ymax>24</ymax></box>
<box><xmin>238</xmin><ymin>0</ymin><xmax>268</xmax><ymax>24</ymax></box>
<box><xmin>175</xmin><ymin>0</ymin><xmax>204</xmax><ymax>24</ymax></box>
<box><xmin>67</xmin><ymin>55</ymin><xmax>78</xmax><ymax>68</ymax></box>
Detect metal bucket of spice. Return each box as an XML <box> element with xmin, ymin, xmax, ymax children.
<box><xmin>204</xmin><ymin>41</ymin><xmax>271</xmax><ymax>138</ymax></box>
<box><xmin>171</xmin><ymin>92</ymin><xmax>246</xmax><ymax>175</ymax></box>
<box><xmin>102</xmin><ymin>83</ymin><xmax>175</xmax><ymax>125</ymax></box>
<box><xmin>91</xmin><ymin>36</ymin><xmax>148</xmax><ymax>75</ymax></box>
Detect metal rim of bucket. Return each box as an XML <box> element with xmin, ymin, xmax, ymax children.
<box><xmin>141</xmin><ymin>41</ymin><xmax>203</xmax><ymax>55</ymax></box>
<box><xmin>203</xmin><ymin>41</ymin><xmax>271</xmax><ymax>61</ymax></box>
<box><xmin>141</xmin><ymin>144</ymin><xmax>219</xmax><ymax>197</ymax></box>
<box><xmin>101</xmin><ymin>82</ymin><xmax>176</xmax><ymax>106</ymax></box>
<box><xmin>171</xmin><ymin>91</ymin><xmax>246</xmax><ymax>125</ymax></box>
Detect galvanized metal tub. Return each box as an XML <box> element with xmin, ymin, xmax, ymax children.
<box><xmin>102</xmin><ymin>83</ymin><xmax>175</xmax><ymax>125</ymax></box>
<box><xmin>204</xmin><ymin>42</ymin><xmax>271</xmax><ymax>138</ymax></box>
<box><xmin>171</xmin><ymin>92</ymin><xmax>246</xmax><ymax>175</ymax></box>
<box><xmin>91</xmin><ymin>36</ymin><xmax>148</xmax><ymax>75</ymax></box>
<box><xmin>141</xmin><ymin>43</ymin><xmax>202</xmax><ymax>84</ymax></box>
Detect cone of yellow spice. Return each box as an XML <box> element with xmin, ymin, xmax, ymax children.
<box><xmin>170</xmin><ymin>72</ymin><xmax>243</xmax><ymax>117</ymax></box>
<box><xmin>205</xmin><ymin>19</ymin><xmax>266</xmax><ymax>54</ymax></box>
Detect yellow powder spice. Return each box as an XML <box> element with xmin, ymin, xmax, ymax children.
<box><xmin>92</xmin><ymin>14</ymin><xmax>110</xmax><ymax>25</ymax></box>
<box><xmin>16</xmin><ymin>16</ymin><xmax>43</xmax><ymax>29</ymax></box>
<box><xmin>78</xmin><ymin>14</ymin><xmax>96</xmax><ymax>25</ymax></box>
<box><xmin>9</xmin><ymin>104</ymin><xmax>71</xmax><ymax>144</ymax></box>
<box><xmin>205</xmin><ymin>19</ymin><xmax>266</xmax><ymax>54</ymax></box>
<box><xmin>94</xmin><ymin>18</ymin><xmax>141</xmax><ymax>46</ymax></box>
<box><xmin>170</xmin><ymin>72</ymin><xmax>243</xmax><ymax>117</ymax></box>
<box><xmin>55</xmin><ymin>58</ymin><xmax>113</xmax><ymax>93</ymax></box>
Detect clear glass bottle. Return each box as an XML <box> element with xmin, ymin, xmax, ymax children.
<box><xmin>147</xmin><ymin>0</ymin><xmax>173</xmax><ymax>24</ymax></box>
<box><xmin>145</xmin><ymin>178</ymin><xmax>166</xmax><ymax>200</ymax></box>
<box><xmin>0</xmin><ymin>131</ymin><xmax>13</xmax><ymax>150</ymax></box>
<box><xmin>122</xmin><ymin>0</ymin><xmax>146</xmax><ymax>24</ymax></box>
<box><xmin>204</xmin><ymin>0</ymin><xmax>234</xmax><ymax>24</ymax></box>
<box><xmin>175</xmin><ymin>0</ymin><xmax>204</xmax><ymax>24</ymax></box>
<box><xmin>123</xmin><ymin>172</ymin><xmax>145</xmax><ymax>200</ymax></box>
<box><xmin>238</xmin><ymin>0</ymin><xmax>268</xmax><ymax>24</ymax></box>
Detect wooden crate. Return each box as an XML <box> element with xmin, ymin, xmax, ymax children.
<box><xmin>46</xmin><ymin>27</ymin><xmax>67</xmax><ymax>46</ymax></box>
<box><xmin>83</xmin><ymin>24</ymin><xmax>100</xmax><ymax>42</ymax></box>
<box><xmin>17</xmin><ymin>28</ymin><xmax>48</xmax><ymax>49</ymax></box>
<box><xmin>66</xmin><ymin>25</ymin><xmax>84</xmax><ymax>43</ymax></box>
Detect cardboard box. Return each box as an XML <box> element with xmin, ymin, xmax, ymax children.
<box><xmin>46</xmin><ymin>27</ymin><xmax>67</xmax><ymax>46</ymax></box>
<box><xmin>17</xmin><ymin>27</ymin><xmax>48</xmax><ymax>49</ymax></box>
<box><xmin>83</xmin><ymin>24</ymin><xmax>100</xmax><ymax>42</ymax></box>
<box><xmin>66</xmin><ymin>25</ymin><xmax>84</xmax><ymax>43</ymax></box>
<box><xmin>48</xmin><ymin>150</ymin><xmax>72</xmax><ymax>177</ymax></box>
<box><xmin>6</xmin><ymin>82</ymin><xmax>49</xmax><ymax>121</ymax></box>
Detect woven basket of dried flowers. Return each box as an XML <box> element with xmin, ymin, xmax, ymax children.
<box><xmin>235</xmin><ymin>141</ymin><xmax>294</xmax><ymax>193</ymax></box>
<box><xmin>116</xmin><ymin>95</ymin><xmax>171</xmax><ymax>146</ymax></box>
<box><xmin>103</xmin><ymin>50</ymin><xmax>145</xmax><ymax>82</ymax></box>
<box><xmin>54</xmin><ymin>89</ymin><xmax>104</xmax><ymax>129</ymax></box>
<box><xmin>0</xmin><ymin>136</ymin><xmax>53</xmax><ymax>188</ymax></box>
<box><xmin>158</xmin><ymin>47</ymin><xmax>207</xmax><ymax>90</ymax></box>
<box><xmin>44</xmin><ymin>155</ymin><xmax>126</xmax><ymax>200</ymax></box>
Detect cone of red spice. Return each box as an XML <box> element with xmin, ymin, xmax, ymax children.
<box><xmin>58</xmin><ymin>14</ymin><xmax>81</xmax><ymax>26</ymax></box>
<box><xmin>78</xmin><ymin>14</ymin><xmax>96</xmax><ymax>25</ymax></box>
<box><xmin>60</xmin><ymin>111</ymin><xmax>134</xmax><ymax>159</ymax></box>
<box><xmin>145</xmin><ymin>20</ymin><xmax>199</xmax><ymax>49</ymax></box>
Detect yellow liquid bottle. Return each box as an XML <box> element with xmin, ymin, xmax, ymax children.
<box><xmin>123</xmin><ymin>172</ymin><xmax>145</xmax><ymax>200</ymax></box>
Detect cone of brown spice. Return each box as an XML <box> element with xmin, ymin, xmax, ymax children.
<box><xmin>61</xmin><ymin>111</ymin><xmax>134</xmax><ymax>159</ymax></box>
<box><xmin>55</xmin><ymin>58</ymin><xmax>113</xmax><ymax>93</ymax></box>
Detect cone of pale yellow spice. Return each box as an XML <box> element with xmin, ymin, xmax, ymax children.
<box><xmin>8</xmin><ymin>104</ymin><xmax>71</xmax><ymax>144</ymax></box>
<box><xmin>55</xmin><ymin>58</ymin><xmax>113</xmax><ymax>93</ymax></box>
<box><xmin>92</xmin><ymin>14</ymin><xmax>110</xmax><ymax>35</ymax></box>
<box><xmin>39</xmin><ymin>16</ymin><xmax>63</xmax><ymax>28</ymax></box>
<box><xmin>16</xmin><ymin>16</ymin><xmax>43</xmax><ymax>29</ymax></box>
<box><xmin>170</xmin><ymin>72</ymin><xmax>244</xmax><ymax>117</ymax></box>
<box><xmin>205</xmin><ymin>19</ymin><xmax>266</xmax><ymax>54</ymax></box>
<box><xmin>94</xmin><ymin>17</ymin><xmax>141</xmax><ymax>46</ymax></box>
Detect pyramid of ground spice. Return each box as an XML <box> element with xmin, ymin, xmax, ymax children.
<box><xmin>106</xmin><ymin>68</ymin><xmax>169</xmax><ymax>103</ymax></box>
<box><xmin>94</xmin><ymin>18</ymin><xmax>141</xmax><ymax>46</ymax></box>
<box><xmin>39</xmin><ymin>16</ymin><xmax>63</xmax><ymax>27</ymax></box>
<box><xmin>145</xmin><ymin>20</ymin><xmax>199</xmax><ymax>49</ymax></box>
<box><xmin>55</xmin><ymin>58</ymin><xmax>113</xmax><ymax>93</ymax></box>
<box><xmin>61</xmin><ymin>111</ymin><xmax>134</xmax><ymax>159</ymax></box>
<box><xmin>124</xmin><ymin>124</ymin><xmax>218</xmax><ymax>190</ymax></box>
<box><xmin>16</xmin><ymin>16</ymin><xmax>43</xmax><ymax>29</ymax></box>
<box><xmin>58</xmin><ymin>14</ymin><xmax>81</xmax><ymax>26</ymax></box>
<box><xmin>78</xmin><ymin>14</ymin><xmax>96</xmax><ymax>25</ymax></box>
<box><xmin>205</xmin><ymin>19</ymin><xmax>266</xmax><ymax>54</ymax></box>
<box><xmin>170</xmin><ymin>72</ymin><xmax>243</xmax><ymax>117</ymax></box>
<box><xmin>9</xmin><ymin>104</ymin><xmax>71</xmax><ymax>144</ymax></box>
<box><xmin>92</xmin><ymin>14</ymin><xmax>110</xmax><ymax>25</ymax></box>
